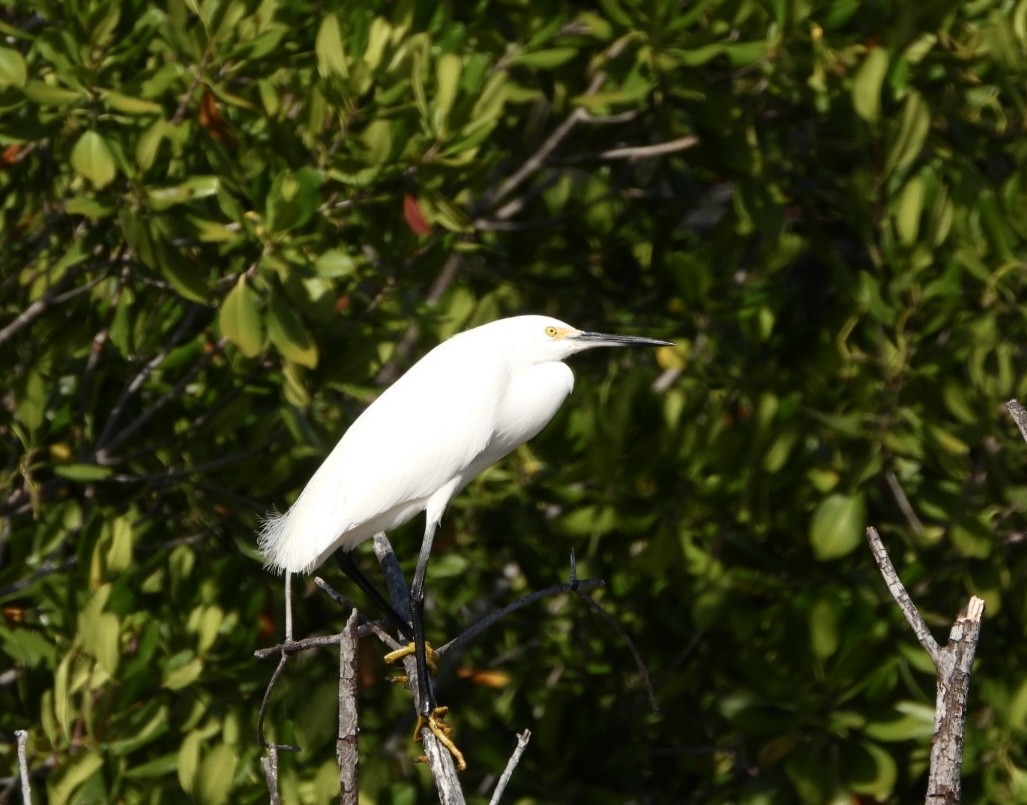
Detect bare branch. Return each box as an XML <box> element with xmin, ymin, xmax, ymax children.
<box><xmin>338</xmin><ymin>609</ymin><xmax>360</xmax><ymax>805</ymax></box>
<box><xmin>260</xmin><ymin>745</ymin><xmax>280</xmax><ymax>805</ymax></box>
<box><xmin>16</xmin><ymin>729</ymin><xmax>31</xmax><ymax>805</ymax></box>
<box><xmin>0</xmin><ymin>264</ymin><xmax>102</xmax><ymax>347</ymax></box>
<box><xmin>487</xmin><ymin>72</ymin><xmax>605</xmax><ymax>208</ymax></box>
<box><xmin>418</xmin><ymin>719</ymin><xmax>466</xmax><ymax>805</ymax></box>
<box><xmin>927</xmin><ymin>596</ymin><xmax>985</xmax><ymax>804</ymax></box>
<box><xmin>864</xmin><ymin>527</ymin><xmax>941</xmax><ymax>663</ymax></box>
<box><xmin>563</xmin><ymin>135</ymin><xmax>699</xmax><ymax>164</ymax></box>
<box><xmin>865</xmin><ymin>525</ymin><xmax>986</xmax><ymax>803</ymax></box>
<box><xmin>1005</xmin><ymin>399</ymin><xmax>1027</xmax><ymax>445</ymax></box>
<box><xmin>488</xmin><ymin>729</ymin><xmax>532</xmax><ymax>805</ymax></box>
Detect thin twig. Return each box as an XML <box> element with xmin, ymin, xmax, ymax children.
<box><xmin>438</xmin><ymin>578</ymin><xmax>605</xmax><ymax>658</ymax></box>
<box><xmin>257</xmin><ymin>572</ymin><xmax>302</xmax><ymax>752</ymax></box>
<box><xmin>254</xmin><ymin>634</ymin><xmax>346</xmax><ymax>660</ymax></box>
<box><xmin>573</xmin><ymin>588</ymin><xmax>661</xmax><ymax>715</ymax></box>
<box><xmin>488</xmin><ymin>72</ymin><xmax>604</xmax><ymax>207</ymax></box>
<box><xmin>338</xmin><ymin>609</ymin><xmax>360</xmax><ymax>805</ymax></box>
<box><xmin>93</xmin><ymin>306</ymin><xmax>204</xmax><ymax>458</ymax></box>
<box><xmin>488</xmin><ymin>730</ymin><xmax>531</xmax><ymax>805</ymax></box>
<box><xmin>562</xmin><ymin>135</ymin><xmax>699</xmax><ymax>163</ymax></box>
<box><xmin>0</xmin><ymin>265</ymin><xmax>101</xmax><ymax>347</ymax></box>
<box><xmin>884</xmin><ymin>468</ymin><xmax>924</xmax><ymax>535</ymax></box>
<box><xmin>864</xmin><ymin>527</ymin><xmax>941</xmax><ymax>664</ymax></box>
<box><xmin>15</xmin><ymin>729</ymin><xmax>30</xmax><ymax>805</ymax></box>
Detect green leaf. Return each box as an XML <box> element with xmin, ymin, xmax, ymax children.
<box><xmin>23</xmin><ymin>80</ymin><xmax>87</xmax><ymax>105</ymax></box>
<box><xmin>155</xmin><ymin>233</ymin><xmax>208</xmax><ymax>302</ymax></box>
<box><xmin>0</xmin><ymin>45</ymin><xmax>27</xmax><ymax>87</ymax></box>
<box><xmin>79</xmin><ymin>587</ymin><xmax>120</xmax><ymax>677</ymax></box>
<box><xmin>219</xmin><ymin>275</ymin><xmax>263</xmax><ymax>357</ymax></box>
<box><xmin>852</xmin><ymin>47</ymin><xmax>889</xmax><ymax>123</ymax></box>
<box><xmin>163</xmin><ymin>656</ymin><xmax>203</xmax><ymax>690</ymax></box>
<box><xmin>265</xmin><ymin>167</ymin><xmax>323</xmax><ymax>232</ymax></box>
<box><xmin>808</xmin><ymin>595</ymin><xmax>840</xmax><ymax>659</ymax></box>
<box><xmin>316</xmin><ymin>14</ymin><xmax>348</xmax><ymax>78</ymax></box>
<box><xmin>508</xmin><ymin>47</ymin><xmax>578</xmax><ymax>69</ymax></box>
<box><xmin>107</xmin><ymin>516</ymin><xmax>134</xmax><ymax>574</ymax></box>
<box><xmin>195</xmin><ymin>743</ymin><xmax>238</xmax><ymax>805</ymax></box>
<box><xmin>71</xmin><ymin>131</ymin><xmax>118</xmax><ymax>189</ymax></box>
<box><xmin>809</xmin><ymin>493</ymin><xmax>866</xmax><ymax>560</ymax></box>
<box><xmin>435</xmin><ymin>52</ymin><xmax>462</xmax><ymax>124</ymax></box>
<box><xmin>363</xmin><ymin>16</ymin><xmax>391</xmax><ymax>70</ymax></box>
<box><xmin>844</xmin><ymin>740</ymin><xmax>898</xmax><ymax>798</ymax></box>
<box><xmin>885</xmin><ymin>91</ymin><xmax>930</xmax><ymax>174</ymax></box>
<box><xmin>15</xmin><ymin>369</ymin><xmax>45</xmax><ymax>431</ymax></box>
<box><xmin>268</xmin><ymin>289</ymin><xmax>318</xmax><ymax>368</ymax></box>
<box><xmin>894</xmin><ymin>175</ymin><xmax>925</xmax><ymax>245</ymax></box>
<box><xmin>103</xmin><ymin>91</ymin><xmax>163</xmax><ymax>114</ymax></box>
<box><xmin>195</xmin><ymin>605</ymin><xmax>223</xmax><ymax>654</ymax></box>
<box><xmin>315</xmin><ymin>249</ymin><xmax>357</xmax><ymax>279</ymax></box>
<box><xmin>0</xmin><ymin>625</ymin><xmax>58</xmax><ymax>667</ymax></box>
<box><xmin>49</xmin><ymin>751</ymin><xmax>104</xmax><ymax>805</ymax></box>
<box><xmin>178</xmin><ymin>731</ymin><xmax>202</xmax><ymax>794</ymax></box>
<box><xmin>53</xmin><ymin>464</ymin><xmax>114</xmax><ymax>481</ymax></box>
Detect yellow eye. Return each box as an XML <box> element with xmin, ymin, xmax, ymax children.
<box><xmin>545</xmin><ymin>326</ymin><xmax>559</xmax><ymax>337</ymax></box>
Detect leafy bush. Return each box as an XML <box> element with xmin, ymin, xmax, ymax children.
<box><xmin>3</xmin><ymin>0</ymin><xmax>1027</xmax><ymax>801</ymax></box>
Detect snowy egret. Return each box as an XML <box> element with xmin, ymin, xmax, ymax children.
<box><xmin>259</xmin><ymin>314</ymin><xmax>671</xmax><ymax>765</ymax></box>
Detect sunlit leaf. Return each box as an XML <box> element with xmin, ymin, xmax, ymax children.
<box><xmin>809</xmin><ymin>493</ymin><xmax>866</xmax><ymax>560</ymax></box>
<box><xmin>71</xmin><ymin>130</ymin><xmax>118</xmax><ymax>189</ymax></box>
<box><xmin>852</xmin><ymin>47</ymin><xmax>889</xmax><ymax>123</ymax></box>
<box><xmin>0</xmin><ymin>45</ymin><xmax>27</xmax><ymax>87</ymax></box>
<box><xmin>219</xmin><ymin>275</ymin><xmax>263</xmax><ymax>357</ymax></box>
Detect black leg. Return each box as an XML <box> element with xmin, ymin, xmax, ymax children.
<box><xmin>411</xmin><ymin>592</ymin><xmax>436</xmax><ymax>716</ymax></box>
<box><xmin>335</xmin><ymin>550</ymin><xmax>414</xmax><ymax>640</ymax></box>
<box><xmin>410</xmin><ymin>518</ymin><xmax>441</xmax><ymax>718</ymax></box>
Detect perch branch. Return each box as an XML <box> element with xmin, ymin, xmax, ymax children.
<box><xmin>260</xmin><ymin>746</ymin><xmax>280</xmax><ymax>805</ymax></box>
<box><xmin>864</xmin><ymin>526</ymin><xmax>985</xmax><ymax>805</ymax></box>
<box><xmin>338</xmin><ymin>609</ymin><xmax>360</xmax><ymax>805</ymax></box>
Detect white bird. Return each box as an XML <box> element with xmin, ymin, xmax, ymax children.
<box><xmin>258</xmin><ymin>314</ymin><xmax>670</xmax><ymax>575</ymax></box>
<box><xmin>258</xmin><ymin>314</ymin><xmax>670</xmax><ymax>766</ymax></box>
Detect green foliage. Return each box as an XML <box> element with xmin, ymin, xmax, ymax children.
<box><xmin>2</xmin><ymin>0</ymin><xmax>1027</xmax><ymax>801</ymax></box>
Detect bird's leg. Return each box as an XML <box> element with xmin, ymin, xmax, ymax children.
<box><xmin>410</xmin><ymin>518</ymin><xmax>439</xmax><ymax>717</ymax></box>
<box><xmin>405</xmin><ymin>517</ymin><xmax>466</xmax><ymax>770</ymax></box>
<box><xmin>334</xmin><ymin>551</ymin><xmax>413</xmax><ymax>639</ymax></box>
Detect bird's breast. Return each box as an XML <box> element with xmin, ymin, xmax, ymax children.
<box><xmin>491</xmin><ymin>361</ymin><xmax>574</xmax><ymax>453</ymax></box>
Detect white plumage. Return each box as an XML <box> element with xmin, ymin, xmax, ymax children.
<box><xmin>258</xmin><ymin>314</ymin><xmax>669</xmax><ymax>573</ymax></box>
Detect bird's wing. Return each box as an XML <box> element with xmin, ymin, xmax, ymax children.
<box><xmin>315</xmin><ymin>337</ymin><xmax>507</xmax><ymax>533</ymax></box>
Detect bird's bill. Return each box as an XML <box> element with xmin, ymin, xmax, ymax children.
<box><xmin>575</xmin><ymin>331</ymin><xmax>673</xmax><ymax>348</ymax></box>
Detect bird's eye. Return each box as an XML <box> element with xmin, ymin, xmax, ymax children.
<box><xmin>544</xmin><ymin>326</ymin><xmax>559</xmax><ymax>338</ymax></box>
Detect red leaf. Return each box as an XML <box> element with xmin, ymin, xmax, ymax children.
<box><xmin>403</xmin><ymin>193</ymin><xmax>431</xmax><ymax>236</ymax></box>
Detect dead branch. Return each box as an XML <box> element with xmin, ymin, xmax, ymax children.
<box><xmin>864</xmin><ymin>526</ymin><xmax>984</xmax><ymax>804</ymax></box>
<box><xmin>16</xmin><ymin>730</ymin><xmax>30</xmax><ymax>805</ymax></box>
<box><xmin>338</xmin><ymin>609</ymin><xmax>360</xmax><ymax>805</ymax></box>
<box><xmin>488</xmin><ymin>730</ymin><xmax>532</xmax><ymax>805</ymax></box>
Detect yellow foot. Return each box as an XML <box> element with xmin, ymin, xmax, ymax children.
<box><xmin>383</xmin><ymin>642</ymin><xmax>439</xmax><ymax>673</ymax></box>
<box><xmin>414</xmin><ymin>706</ymin><xmax>466</xmax><ymax>771</ymax></box>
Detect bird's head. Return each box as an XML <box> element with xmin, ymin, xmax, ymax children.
<box><xmin>482</xmin><ymin>315</ymin><xmax>672</xmax><ymax>363</ymax></box>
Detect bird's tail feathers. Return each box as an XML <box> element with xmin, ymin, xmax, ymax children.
<box><xmin>257</xmin><ymin>508</ymin><xmax>306</xmax><ymax>574</ymax></box>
